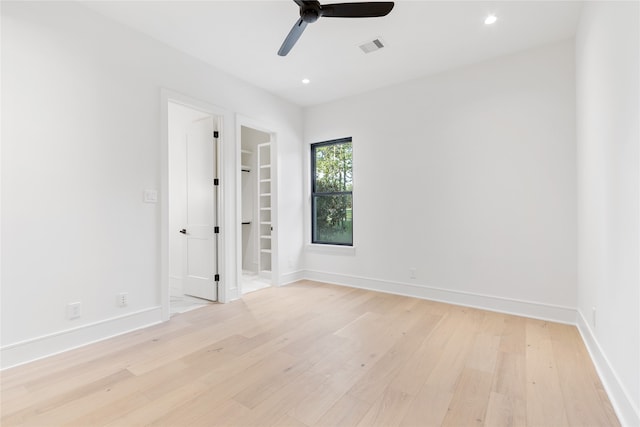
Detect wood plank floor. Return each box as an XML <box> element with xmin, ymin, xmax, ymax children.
<box><xmin>1</xmin><ymin>281</ymin><xmax>619</xmax><ymax>426</ymax></box>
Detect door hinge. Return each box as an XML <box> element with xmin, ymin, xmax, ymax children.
<box><xmin>214</xmin><ymin>274</ymin><xmax>220</xmax><ymax>282</ymax></box>
<box><xmin>213</xmin><ymin>131</ymin><xmax>219</xmax><ymax>139</ymax></box>
<box><xmin>214</xmin><ymin>226</ymin><xmax>220</xmax><ymax>234</ymax></box>
<box><xmin>214</xmin><ymin>178</ymin><xmax>219</xmax><ymax>186</ymax></box>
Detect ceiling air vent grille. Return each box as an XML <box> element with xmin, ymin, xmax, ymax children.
<box><xmin>359</xmin><ymin>38</ymin><xmax>385</xmax><ymax>54</ymax></box>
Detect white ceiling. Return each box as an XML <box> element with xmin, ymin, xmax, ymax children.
<box><xmin>81</xmin><ymin>0</ymin><xmax>583</xmax><ymax>106</ymax></box>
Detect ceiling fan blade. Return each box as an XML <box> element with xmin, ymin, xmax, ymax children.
<box><xmin>278</xmin><ymin>17</ymin><xmax>308</xmax><ymax>56</ymax></box>
<box><xmin>321</xmin><ymin>2</ymin><xmax>394</xmax><ymax>18</ymax></box>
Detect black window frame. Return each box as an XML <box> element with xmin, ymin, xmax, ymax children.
<box><xmin>311</xmin><ymin>137</ymin><xmax>353</xmax><ymax>246</ymax></box>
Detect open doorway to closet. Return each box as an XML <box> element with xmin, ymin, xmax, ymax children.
<box><xmin>239</xmin><ymin>125</ymin><xmax>276</xmax><ymax>294</ymax></box>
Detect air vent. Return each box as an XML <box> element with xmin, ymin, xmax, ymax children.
<box><xmin>359</xmin><ymin>38</ymin><xmax>385</xmax><ymax>54</ymax></box>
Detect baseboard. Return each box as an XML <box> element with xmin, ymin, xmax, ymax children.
<box><xmin>576</xmin><ymin>311</ymin><xmax>640</xmax><ymax>427</ymax></box>
<box><xmin>279</xmin><ymin>270</ymin><xmax>306</xmax><ymax>286</ymax></box>
<box><xmin>302</xmin><ymin>270</ymin><xmax>577</xmax><ymax>324</ymax></box>
<box><xmin>1</xmin><ymin>306</ymin><xmax>163</xmax><ymax>370</ymax></box>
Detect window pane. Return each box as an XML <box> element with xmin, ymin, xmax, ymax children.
<box><xmin>314</xmin><ymin>142</ymin><xmax>352</xmax><ymax>193</ymax></box>
<box><xmin>313</xmin><ymin>194</ymin><xmax>353</xmax><ymax>245</ymax></box>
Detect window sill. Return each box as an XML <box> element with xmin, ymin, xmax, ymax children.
<box><xmin>306</xmin><ymin>244</ymin><xmax>356</xmax><ymax>256</ymax></box>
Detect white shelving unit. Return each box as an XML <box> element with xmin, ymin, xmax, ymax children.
<box><xmin>257</xmin><ymin>142</ymin><xmax>272</xmax><ymax>279</ymax></box>
<box><xmin>241</xmin><ymin>149</ymin><xmax>252</xmax><ymax>172</ymax></box>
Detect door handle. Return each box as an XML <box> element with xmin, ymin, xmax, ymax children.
<box><xmin>179</xmin><ymin>229</ymin><xmax>187</xmax><ymax>234</ymax></box>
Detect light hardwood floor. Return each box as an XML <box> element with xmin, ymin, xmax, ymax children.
<box><xmin>1</xmin><ymin>281</ymin><xmax>619</xmax><ymax>426</ymax></box>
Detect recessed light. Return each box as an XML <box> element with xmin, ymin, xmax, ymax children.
<box><xmin>484</xmin><ymin>14</ymin><xmax>497</xmax><ymax>25</ymax></box>
<box><xmin>302</xmin><ymin>78</ymin><xmax>311</xmax><ymax>85</ymax></box>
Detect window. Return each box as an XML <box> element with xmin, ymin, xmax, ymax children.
<box><xmin>311</xmin><ymin>137</ymin><xmax>353</xmax><ymax>246</ymax></box>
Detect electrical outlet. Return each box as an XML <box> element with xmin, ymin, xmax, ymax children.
<box><xmin>67</xmin><ymin>302</ymin><xmax>81</xmax><ymax>319</ymax></box>
<box><xmin>118</xmin><ymin>292</ymin><xmax>128</xmax><ymax>307</ymax></box>
<box><xmin>409</xmin><ymin>268</ymin><xmax>417</xmax><ymax>279</ymax></box>
<box><xmin>143</xmin><ymin>190</ymin><xmax>158</xmax><ymax>204</ymax></box>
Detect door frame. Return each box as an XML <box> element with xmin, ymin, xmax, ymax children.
<box><xmin>235</xmin><ymin>115</ymin><xmax>279</xmax><ymax>294</ymax></box>
<box><xmin>161</xmin><ymin>89</ymin><xmax>231</xmax><ymax>321</ymax></box>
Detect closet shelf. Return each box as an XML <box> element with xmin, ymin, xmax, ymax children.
<box><xmin>260</xmin><ymin>235</ymin><xmax>271</xmax><ymax>240</ymax></box>
<box><xmin>260</xmin><ymin>179</ymin><xmax>271</xmax><ymax>183</ymax></box>
<box><xmin>241</xmin><ymin>149</ymin><xmax>252</xmax><ymax>155</ymax></box>
<box><xmin>260</xmin><ymin>164</ymin><xmax>271</xmax><ymax>169</ymax></box>
<box><xmin>261</xmin><ymin>249</ymin><xmax>272</xmax><ymax>254</ymax></box>
<box><xmin>260</xmin><ymin>193</ymin><xmax>272</xmax><ymax>197</ymax></box>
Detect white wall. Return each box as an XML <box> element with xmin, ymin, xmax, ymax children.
<box><xmin>304</xmin><ymin>41</ymin><xmax>577</xmax><ymax>321</ymax></box>
<box><xmin>576</xmin><ymin>2</ymin><xmax>640</xmax><ymax>425</ymax></box>
<box><xmin>1</xmin><ymin>1</ymin><xmax>303</xmax><ymax>367</ymax></box>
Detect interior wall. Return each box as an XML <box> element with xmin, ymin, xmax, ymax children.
<box><xmin>575</xmin><ymin>2</ymin><xmax>640</xmax><ymax>424</ymax></box>
<box><xmin>303</xmin><ymin>40</ymin><xmax>577</xmax><ymax>318</ymax></box>
<box><xmin>1</xmin><ymin>1</ymin><xmax>303</xmax><ymax>367</ymax></box>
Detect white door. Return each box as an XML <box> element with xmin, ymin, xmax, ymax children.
<box><xmin>182</xmin><ymin>116</ymin><xmax>218</xmax><ymax>301</ymax></box>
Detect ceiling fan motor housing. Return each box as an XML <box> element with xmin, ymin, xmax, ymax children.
<box><xmin>301</xmin><ymin>3</ymin><xmax>321</xmax><ymax>23</ymax></box>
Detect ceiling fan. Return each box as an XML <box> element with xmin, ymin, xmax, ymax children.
<box><xmin>278</xmin><ymin>0</ymin><xmax>395</xmax><ymax>56</ymax></box>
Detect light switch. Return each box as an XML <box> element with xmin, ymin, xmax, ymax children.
<box><xmin>143</xmin><ymin>190</ymin><xmax>158</xmax><ymax>203</ymax></box>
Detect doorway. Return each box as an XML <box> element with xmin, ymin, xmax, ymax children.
<box><xmin>239</xmin><ymin>124</ymin><xmax>275</xmax><ymax>294</ymax></box>
<box><xmin>168</xmin><ymin>101</ymin><xmax>221</xmax><ymax>315</ymax></box>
